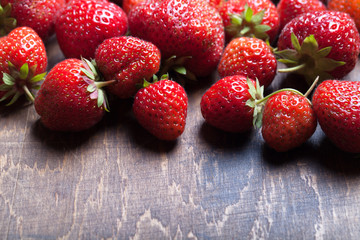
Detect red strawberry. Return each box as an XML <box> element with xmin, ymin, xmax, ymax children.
<box><xmin>312</xmin><ymin>80</ymin><xmax>360</xmax><ymax>153</ymax></box>
<box><xmin>0</xmin><ymin>27</ymin><xmax>47</xmax><ymax>105</ymax></box>
<box><xmin>328</xmin><ymin>0</ymin><xmax>360</xmax><ymax>32</ymax></box>
<box><xmin>128</xmin><ymin>0</ymin><xmax>224</xmax><ymax>78</ymax></box>
<box><xmin>55</xmin><ymin>0</ymin><xmax>128</xmax><ymax>59</ymax></box>
<box><xmin>122</xmin><ymin>0</ymin><xmax>143</xmax><ymax>14</ymax></box>
<box><xmin>277</xmin><ymin>0</ymin><xmax>326</xmax><ymax>30</ymax></box>
<box><xmin>261</xmin><ymin>90</ymin><xmax>317</xmax><ymax>152</ymax></box>
<box><xmin>95</xmin><ymin>36</ymin><xmax>161</xmax><ymax>99</ymax></box>
<box><xmin>219</xmin><ymin>0</ymin><xmax>280</xmax><ymax>42</ymax></box>
<box><xmin>133</xmin><ymin>77</ymin><xmax>188</xmax><ymax>140</ymax></box>
<box><xmin>200</xmin><ymin>75</ymin><xmax>258</xmax><ymax>133</ymax></box>
<box><xmin>217</xmin><ymin>37</ymin><xmax>277</xmax><ymax>88</ymax></box>
<box><xmin>34</xmin><ymin>58</ymin><xmax>113</xmax><ymax>131</ymax></box>
<box><xmin>276</xmin><ymin>11</ymin><xmax>360</xmax><ymax>84</ymax></box>
<box><xmin>0</xmin><ymin>0</ymin><xmax>65</xmax><ymax>41</ymax></box>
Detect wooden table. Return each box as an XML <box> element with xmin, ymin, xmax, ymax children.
<box><xmin>1</xmin><ymin>36</ymin><xmax>360</xmax><ymax>239</ymax></box>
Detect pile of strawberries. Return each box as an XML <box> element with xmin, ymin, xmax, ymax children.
<box><xmin>1</xmin><ymin>0</ymin><xmax>360</xmax><ymax>153</ymax></box>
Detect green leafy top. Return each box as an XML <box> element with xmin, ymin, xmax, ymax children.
<box><xmin>0</xmin><ymin>3</ymin><xmax>17</xmax><ymax>37</ymax></box>
<box><xmin>275</xmin><ymin>33</ymin><xmax>345</xmax><ymax>84</ymax></box>
<box><xmin>226</xmin><ymin>4</ymin><xmax>271</xmax><ymax>41</ymax></box>
<box><xmin>0</xmin><ymin>62</ymin><xmax>46</xmax><ymax>106</ymax></box>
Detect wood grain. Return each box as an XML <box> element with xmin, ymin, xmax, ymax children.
<box><xmin>1</xmin><ymin>36</ymin><xmax>360</xmax><ymax>239</ymax></box>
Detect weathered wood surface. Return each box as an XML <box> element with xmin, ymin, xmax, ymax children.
<box><xmin>1</xmin><ymin>37</ymin><xmax>360</xmax><ymax>240</ymax></box>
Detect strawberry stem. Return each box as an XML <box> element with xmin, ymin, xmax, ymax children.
<box><xmin>304</xmin><ymin>76</ymin><xmax>319</xmax><ymax>98</ymax></box>
<box><xmin>278</xmin><ymin>63</ymin><xmax>306</xmax><ymax>73</ymax></box>
<box><xmin>23</xmin><ymin>85</ymin><xmax>35</xmax><ymax>102</ymax></box>
<box><xmin>95</xmin><ymin>80</ymin><xmax>116</xmax><ymax>89</ymax></box>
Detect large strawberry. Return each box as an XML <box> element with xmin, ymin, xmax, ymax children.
<box><xmin>261</xmin><ymin>90</ymin><xmax>317</xmax><ymax>152</ymax></box>
<box><xmin>55</xmin><ymin>0</ymin><xmax>128</xmax><ymax>59</ymax></box>
<box><xmin>200</xmin><ymin>75</ymin><xmax>259</xmax><ymax>133</ymax></box>
<box><xmin>95</xmin><ymin>36</ymin><xmax>161</xmax><ymax>99</ymax></box>
<box><xmin>0</xmin><ymin>0</ymin><xmax>65</xmax><ymax>40</ymax></box>
<box><xmin>128</xmin><ymin>0</ymin><xmax>224</xmax><ymax>78</ymax></box>
<box><xmin>219</xmin><ymin>0</ymin><xmax>280</xmax><ymax>42</ymax></box>
<box><xmin>312</xmin><ymin>80</ymin><xmax>360</xmax><ymax>153</ymax></box>
<box><xmin>0</xmin><ymin>26</ymin><xmax>47</xmax><ymax>105</ymax></box>
<box><xmin>276</xmin><ymin>11</ymin><xmax>360</xmax><ymax>84</ymax></box>
<box><xmin>133</xmin><ymin>77</ymin><xmax>188</xmax><ymax>141</ymax></box>
<box><xmin>217</xmin><ymin>37</ymin><xmax>277</xmax><ymax>88</ymax></box>
<box><xmin>34</xmin><ymin>58</ymin><xmax>113</xmax><ymax>131</ymax></box>
<box><xmin>277</xmin><ymin>0</ymin><xmax>327</xmax><ymax>30</ymax></box>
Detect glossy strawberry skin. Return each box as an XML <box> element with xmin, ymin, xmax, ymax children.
<box><xmin>278</xmin><ymin>11</ymin><xmax>360</xmax><ymax>79</ymax></box>
<box><xmin>55</xmin><ymin>0</ymin><xmax>128</xmax><ymax>59</ymax></box>
<box><xmin>328</xmin><ymin>0</ymin><xmax>360</xmax><ymax>32</ymax></box>
<box><xmin>277</xmin><ymin>0</ymin><xmax>326</xmax><ymax>30</ymax></box>
<box><xmin>219</xmin><ymin>0</ymin><xmax>280</xmax><ymax>42</ymax></box>
<box><xmin>95</xmin><ymin>36</ymin><xmax>161</xmax><ymax>99</ymax></box>
<box><xmin>34</xmin><ymin>59</ymin><xmax>105</xmax><ymax>132</ymax></box>
<box><xmin>261</xmin><ymin>91</ymin><xmax>317</xmax><ymax>152</ymax></box>
<box><xmin>133</xmin><ymin>79</ymin><xmax>188</xmax><ymax>141</ymax></box>
<box><xmin>0</xmin><ymin>0</ymin><xmax>65</xmax><ymax>41</ymax></box>
<box><xmin>128</xmin><ymin>0</ymin><xmax>224</xmax><ymax>77</ymax></box>
<box><xmin>0</xmin><ymin>27</ymin><xmax>47</xmax><ymax>99</ymax></box>
<box><xmin>312</xmin><ymin>80</ymin><xmax>360</xmax><ymax>153</ymax></box>
<box><xmin>217</xmin><ymin>37</ymin><xmax>277</xmax><ymax>88</ymax></box>
<box><xmin>200</xmin><ymin>75</ymin><xmax>255</xmax><ymax>133</ymax></box>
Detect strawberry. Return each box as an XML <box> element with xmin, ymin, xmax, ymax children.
<box><xmin>277</xmin><ymin>0</ymin><xmax>327</xmax><ymax>30</ymax></box>
<box><xmin>219</xmin><ymin>0</ymin><xmax>280</xmax><ymax>43</ymax></box>
<box><xmin>200</xmin><ymin>75</ymin><xmax>258</xmax><ymax>133</ymax></box>
<box><xmin>0</xmin><ymin>0</ymin><xmax>65</xmax><ymax>41</ymax></box>
<box><xmin>55</xmin><ymin>0</ymin><xmax>128</xmax><ymax>59</ymax></box>
<box><xmin>128</xmin><ymin>0</ymin><xmax>224</xmax><ymax>78</ymax></box>
<box><xmin>276</xmin><ymin>11</ymin><xmax>360</xmax><ymax>84</ymax></box>
<box><xmin>34</xmin><ymin>58</ymin><xmax>113</xmax><ymax>131</ymax></box>
<box><xmin>217</xmin><ymin>37</ymin><xmax>277</xmax><ymax>88</ymax></box>
<box><xmin>261</xmin><ymin>90</ymin><xmax>317</xmax><ymax>152</ymax></box>
<box><xmin>328</xmin><ymin>0</ymin><xmax>360</xmax><ymax>32</ymax></box>
<box><xmin>312</xmin><ymin>80</ymin><xmax>360</xmax><ymax>153</ymax></box>
<box><xmin>0</xmin><ymin>26</ymin><xmax>47</xmax><ymax>105</ymax></box>
<box><xmin>133</xmin><ymin>77</ymin><xmax>188</xmax><ymax>141</ymax></box>
<box><xmin>95</xmin><ymin>36</ymin><xmax>161</xmax><ymax>98</ymax></box>
<box><xmin>122</xmin><ymin>0</ymin><xmax>143</xmax><ymax>14</ymax></box>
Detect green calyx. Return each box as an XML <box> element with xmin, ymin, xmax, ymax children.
<box><xmin>80</xmin><ymin>58</ymin><xmax>115</xmax><ymax>112</ymax></box>
<box><xmin>0</xmin><ymin>3</ymin><xmax>17</xmax><ymax>37</ymax></box>
<box><xmin>246</xmin><ymin>76</ymin><xmax>319</xmax><ymax>129</ymax></box>
<box><xmin>226</xmin><ymin>4</ymin><xmax>271</xmax><ymax>41</ymax></box>
<box><xmin>276</xmin><ymin>33</ymin><xmax>345</xmax><ymax>84</ymax></box>
<box><xmin>137</xmin><ymin>74</ymin><xmax>169</xmax><ymax>89</ymax></box>
<box><xmin>158</xmin><ymin>55</ymin><xmax>197</xmax><ymax>82</ymax></box>
<box><xmin>0</xmin><ymin>62</ymin><xmax>46</xmax><ymax>106</ymax></box>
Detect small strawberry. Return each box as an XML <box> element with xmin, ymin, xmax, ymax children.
<box><xmin>0</xmin><ymin>0</ymin><xmax>65</xmax><ymax>41</ymax></box>
<box><xmin>34</xmin><ymin>58</ymin><xmax>113</xmax><ymax>131</ymax></box>
<box><xmin>276</xmin><ymin>11</ymin><xmax>360</xmax><ymax>84</ymax></box>
<box><xmin>128</xmin><ymin>0</ymin><xmax>224</xmax><ymax>78</ymax></box>
<box><xmin>328</xmin><ymin>0</ymin><xmax>360</xmax><ymax>32</ymax></box>
<box><xmin>277</xmin><ymin>0</ymin><xmax>327</xmax><ymax>30</ymax></box>
<box><xmin>55</xmin><ymin>0</ymin><xmax>128</xmax><ymax>59</ymax></box>
<box><xmin>312</xmin><ymin>80</ymin><xmax>360</xmax><ymax>153</ymax></box>
<box><xmin>217</xmin><ymin>37</ymin><xmax>277</xmax><ymax>88</ymax></box>
<box><xmin>219</xmin><ymin>0</ymin><xmax>280</xmax><ymax>42</ymax></box>
<box><xmin>0</xmin><ymin>26</ymin><xmax>47</xmax><ymax>105</ymax></box>
<box><xmin>95</xmin><ymin>36</ymin><xmax>161</xmax><ymax>99</ymax></box>
<box><xmin>200</xmin><ymin>75</ymin><xmax>260</xmax><ymax>133</ymax></box>
<box><xmin>133</xmin><ymin>77</ymin><xmax>188</xmax><ymax>141</ymax></box>
<box><xmin>260</xmin><ymin>90</ymin><xmax>317</xmax><ymax>152</ymax></box>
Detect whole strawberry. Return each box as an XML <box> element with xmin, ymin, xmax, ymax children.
<box><xmin>219</xmin><ymin>0</ymin><xmax>280</xmax><ymax>42</ymax></box>
<box><xmin>128</xmin><ymin>0</ymin><xmax>224</xmax><ymax>77</ymax></box>
<box><xmin>95</xmin><ymin>36</ymin><xmax>161</xmax><ymax>99</ymax></box>
<box><xmin>0</xmin><ymin>27</ymin><xmax>47</xmax><ymax>105</ymax></box>
<box><xmin>328</xmin><ymin>0</ymin><xmax>360</xmax><ymax>32</ymax></box>
<box><xmin>55</xmin><ymin>0</ymin><xmax>128</xmax><ymax>59</ymax></box>
<box><xmin>34</xmin><ymin>58</ymin><xmax>112</xmax><ymax>131</ymax></box>
<box><xmin>200</xmin><ymin>75</ymin><xmax>258</xmax><ymax>133</ymax></box>
<box><xmin>277</xmin><ymin>0</ymin><xmax>326</xmax><ymax>30</ymax></box>
<box><xmin>133</xmin><ymin>78</ymin><xmax>188</xmax><ymax>141</ymax></box>
<box><xmin>312</xmin><ymin>80</ymin><xmax>360</xmax><ymax>153</ymax></box>
<box><xmin>217</xmin><ymin>37</ymin><xmax>277</xmax><ymax>88</ymax></box>
<box><xmin>261</xmin><ymin>90</ymin><xmax>317</xmax><ymax>152</ymax></box>
<box><xmin>276</xmin><ymin>11</ymin><xmax>360</xmax><ymax>84</ymax></box>
<box><xmin>0</xmin><ymin>0</ymin><xmax>65</xmax><ymax>40</ymax></box>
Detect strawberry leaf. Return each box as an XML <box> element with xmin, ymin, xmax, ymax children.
<box><xmin>2</xmin><ymin>73</ymin><xmax>15</xmax><ymax>85</ymax></box>
<box><xmin>6</xmin><ymin>91</ymin><xmax>21</xmax><ymax>106</ymax></box>
<box><xmin>174</xmin><ymin>66</ymin><xmax>187</xmax><ymax>75</ymax></box>
<box><xmin>19</xmin><ymin>63</ymin><xmax>29</xmax><ymax>80</ymax></box>
<box><xmin>30</xmin><ymin>72</ymin><xmax>47</xmax><ymax>83</ymax></box>
<box><xmin>0</xmin><ymin>84</ymin><xmax>12</xmax><ymax>91</ymax></box>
